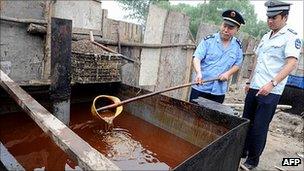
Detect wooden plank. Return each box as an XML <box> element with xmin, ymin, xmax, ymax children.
<box><xmin>53</xmin><ymin>1</ymin><xmax>102</xmax><ymax>30</ymax></box>
<box><xmin>73</xmin><ymin>34</ymin><xmax>195</xmax><ymax>48</ymax></box>
<box><xmin>230</xmin><ymin>32</ymin><xmax>249</xmax><ymax>85</ymax></box>
<box><xmin>0</xmin><ymin>15</ymin><xmax>47</xmax><ymax>24</ymax></box>
<box><xmin>0</xmin><ymin>70</ymin><xmax>120</xmax><ymax>170</ymax></box>
<box><xmin>154</xmin><ymin>10</ymin><xmax>193</xmax><ymax>100</ymax></box>
<box><xmin>72</xmin><ymin>27</ymin><xmax>102</xmax><ymax>36</ymax></box>
<box><xmin>0</xmin><ymin>142</ymin><xmax>25</xmax><ymax>170</ymax></box>
<box><xmin>195</xmin><ymin>23</ymin><xmax>219</xmax><ymax>45</ymax></box>
<box><xmin>101</xmin><ymin>10</ymin><xmax>142</xmax><ymax>86</ymax></box>
<box><xmin>117</xmin><ymin>17</ymin><xmax>142</xmax><ymax>87</ymax></box>
<box><xmin>138</xmin><ymin>5</ymin><xmax>167</xmax><ymax>87</ymax></box>
<box><xmin>236</xmin><ymin>37</ymin><xmax>257</xmax><ymax>83</ymax></box>
<box><xmin>50</xmin><ymin>18</ymin><xmax>72</xmax><ymax>125</ymax></box>
<box><xmin>183</xmin><ymin>49</ymin><xmax>194</xmax><ymax>100</ymax></box>
<box><xmin>224</xmin><ymin>103</ymin><xmax>292</xmax><ymax>109</ymax></box>
<box><xmin>121</xmin><ymin>47</ymin><xmax>141</xmax><ymax>86</ymax></box>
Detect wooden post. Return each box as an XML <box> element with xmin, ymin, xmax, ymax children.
<box><xmin>50</xmin><ymin>17</ymin><xmax>72</xmax><ymax>125</ymax></box>
<box><xmin>42</xmin><ymin>0</ymin><xmax>53</xmax><ymax>80</ymax></box>
<box><xmin>89</xmin><ymin>31</ymin><xmax>94</xmax><ymax>42</ymax></box>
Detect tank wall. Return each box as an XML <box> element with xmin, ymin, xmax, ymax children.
<box><xmin>175</xmin><ymin>123</ymin><xmax>248</xmax><ymax>171</ymax></box>
<box><xmin>115</xmin><ymin>84</ymin><xmax>249</xmax><ymax>171</ymax></box>
<box><xmin>115</xmin><ymin>84</ymin><xmax>248</xmax><ymax>147</ymax></box>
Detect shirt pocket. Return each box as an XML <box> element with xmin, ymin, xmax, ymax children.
<box><xmin>266</xmin><ymin>43</ymin><xmax>285</xmax><ymax>59</ymax></box>
<box><xmin>204</xmin><ymin>51</ymin><xmax>219</xmax><ymax>65</ymax></box>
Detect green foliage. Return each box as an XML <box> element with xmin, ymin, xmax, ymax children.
<box><xmin>116</xmin><ymin>0</ymin><xmax>170</xmax><ymax>25</ymax></box>
<box><xmin>206</xmin><ymin>0</ymin><xmax>269</xmax><ymax>38</ymax></box>
<box><xmin>116</xmin><ymin>0</ymin><xmax>268</xmax><ymax>38</ymax></box>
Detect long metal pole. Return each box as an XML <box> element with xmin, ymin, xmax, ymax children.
<box><xmin>96</xmin><ymin>78</ymin><xmax>220</xmax><ymax>112</ymax></box>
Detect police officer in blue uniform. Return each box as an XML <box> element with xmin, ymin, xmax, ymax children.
<box><xmin>241</xmin><ymin>0</ymin><xmax>302</xmax><ymax>170</ymax></box>
<box><xmin>190</xmin><ymin>10</ymin><xmax>245</xmax><ymax>104</ymax></box>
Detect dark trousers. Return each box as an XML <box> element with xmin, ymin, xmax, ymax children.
<box><xmin>189</xmin><ymin>88</ymin><xmax>225</xmax><ymax>104</ymax></box>
<box><xmin>242</xmin><ymin>88</ymin><xmax>281</xmax><ymax>166</ymax></box>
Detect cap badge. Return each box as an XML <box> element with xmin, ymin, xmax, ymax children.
<box><xmin>230</xmin><ymin>11</ymin><xmax>236</xmax><ymax>17</ymax></box>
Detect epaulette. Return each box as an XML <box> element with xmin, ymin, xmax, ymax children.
<box><xmin>287</xmin><ymin>28</ymin><xmax>297</xmax><ymax>35</ymax></box>
<box><xmin>236</xmin><ymin>38</ymin><xmax>242</xmax><ymax>49</ymax></box>
<box><xmin>204</xmin><ymin>35</ymin><xmax>215</xmax><ymax>40</ymax></box>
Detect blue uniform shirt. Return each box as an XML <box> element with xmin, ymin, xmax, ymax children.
<box><xmin>192</xmin><ymin>32</ymin><xmax>243</xmax><ymax>95</ymax></box>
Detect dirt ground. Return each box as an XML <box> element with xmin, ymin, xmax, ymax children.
<box><xmin>225</xmin><ymin>82</ymin><xmax>303</xmax><ymax>171</ymax></box>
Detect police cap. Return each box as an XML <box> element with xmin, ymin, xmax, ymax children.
<box><xmin>222</xmin><ymin>10</ymin><xmax>245</xmax><ymax>27</ymax></box>
<box><xmin>264</xmin><ymin>0</ymin><xmax>291</xmax><ymax>17</ymax></box>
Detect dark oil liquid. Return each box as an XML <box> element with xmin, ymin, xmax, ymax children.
<box><xmin>0</xmin><ymin>111</ymin><xmax>77</xmax><ymax>170</ymax></box>
<box><xmin>0</xmin><ymin>102</ymin><xmax>202</xmax><ymax>170</ymax></box>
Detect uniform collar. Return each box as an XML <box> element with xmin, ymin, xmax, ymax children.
<box><xmin>275</xmin><ymin>24</ymin><xmax>288</xmax><ymax>35</ymax></box>
<box><xmin>216</xmin><ymin>32</ymin><xmax>234</xmax><ymax>43</ymax></box>
<box><xmin>269</xmin><ymin>24</ymin><xmax>288</xmax><ymax>39</ymax></box>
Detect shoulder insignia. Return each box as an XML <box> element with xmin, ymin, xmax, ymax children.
<box><xmin>288</xmin><ymin>28</ymin><xmax>298</xmax><ymax>35</ymax></box>
<box><xmin>295</xmin><ymin>39</ymin><xmax>302</xmax><ymax>49</ymax></box>
<box><xmin>236</xmin><ymin>38</ymin><xmax>243</xmax><ymax>49</ymax></box>
<box><xmin>204</xmin><ymin>35</ymin><xmax>215</xmax><ymax>40</ymax></box>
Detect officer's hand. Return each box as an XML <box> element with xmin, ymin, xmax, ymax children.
<box><xmin>256</xmin><ymin>82</ymin><xmax>273</xmax><ymax>96</ymax></box>
<box><xmin>219</xmin><ymin>72</ymin><xmax>230</xmax><ymax>81</ymax></box>
<box><xmin>195</xmin><ymin>74</ymin><xmax>203</xmax><ymax>84</ymax></box>
<box><xmin>244</xmin><ymin>84</ymin><xmax>250</xmax><ymax>94</ymax></box>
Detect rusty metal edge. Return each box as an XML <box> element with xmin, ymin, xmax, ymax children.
<box><xmin>0</xmin><ymin>70</ymin><xmax>120</xmax><ymax>171</ymax></box>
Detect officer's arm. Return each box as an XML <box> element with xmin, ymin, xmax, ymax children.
<box><xmin>256</xmin><ymin>57</ymin><xmax>298</xmax><ymax>96</ymax></box>
<box><xmin>219</xmin><ymin>43</ymin><xmax>243</xmax><ymax>81</ymax></box>
<box><xmin>226</xmin><ymin>65</ymin><xmax>240</xmax><ymax>76</ymax></box>
<box><xmin>193</xmin><ymin>57</ymin><xmax>201</xmax><ymax>75</ymax></box>
<box><xmin>272</xmin><ymin>36</ymin><xmax>301</xmax><ymax>84</ymax></box>
<box><xmin>193</xmin><ymin>57</ymin><xmax>203</xmax><ymax>83</ymax></box>
<box><xmin>219</xmin><ymin>65</ymin><xmax>240</xmax><ymax>81</ymax></box>
<box><xmin>192</xmin><ymin>39</ymin><xmax>208</xmax><ymax>83</ymax></box>
<box><xmin>272</xmin><ymin>57</ymin><xmax>298</xmax><ymax>83</ymax></box>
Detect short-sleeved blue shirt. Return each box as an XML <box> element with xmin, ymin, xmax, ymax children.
<box><xmin>192</xmin><ymin>32</ymin><xmax>243</xmax><ymax>95</ymax></box>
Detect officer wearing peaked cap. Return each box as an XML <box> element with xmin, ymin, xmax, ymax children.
<box><xmin>222</xmin><ymin>10</ymin><xmax>245</xmax><ymax>27</ymax></box>
<box><xmin>241</xmin><ymin>0</ymin><xmax>302</xmax><ymax>170</ymax></box>
<box><xmin>189</xmin><ymin>10</ymin><xmax>245</xmax><ymax>104</ymax></box>
<box><xmin>265</xmin><ymin>0</ymin><xmax>291</xmax><ymax>17</ymax></box>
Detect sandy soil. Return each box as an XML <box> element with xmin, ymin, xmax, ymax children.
<box><xmin>225</xmin><ymin>82</ymin><xmax>303</xmax><ymax>171</ymax></box>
